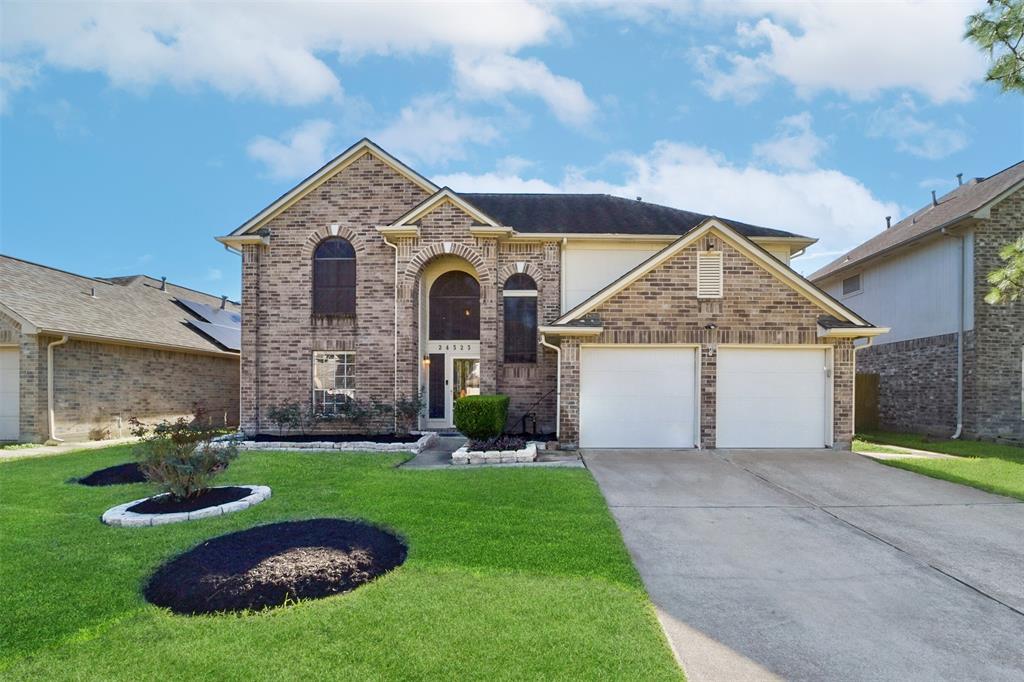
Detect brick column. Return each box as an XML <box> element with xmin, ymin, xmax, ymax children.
<box><xmin>478</xmin><ymin>237</ymin><xmax>499</xmax><ymax>394</ymax></box>
<box><xmin>239</xmin><ymin>244</ymin><xmax>261</xmax><ymax>435</ymax></box>
<box><xmin>558</xmin><ymin>337</ymin><xmax>580</xmax><ymax>447</ymax></box>
<box><xmin>700</xmin><ymin>343</ymin><xmax>717</xmax><ymax>448</ymax></box>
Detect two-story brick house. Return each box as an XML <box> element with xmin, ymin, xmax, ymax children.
<box><xmin>218</xmin><ymin>138</ymin><xmax>885</xmax><ymax>449</ymax></box>
<box><xmin>813</xmin><ymin>161</ymin><xmax>1024</xmax><ymax>444</ymax></box>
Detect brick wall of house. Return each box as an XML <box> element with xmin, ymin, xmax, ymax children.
<box><xmin>856</xmin><ymin>333</ymin><xmax>959</xmax><ymax>436</ymax></box>
<box><xmin>969</xmin><ymin>189</ymin><xmax>1024</xmax><ymax>443</ymax></box>
<box><xmin>41</xmin><ymin>336</ymin><xmax>239</xmax><ymax>442</ymax></box>
<box><xmin>557</xmin><ymin>233</ymin><xmax>855</xmax><ymax>448</ymax></box>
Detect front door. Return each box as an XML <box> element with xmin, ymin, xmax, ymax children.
<box><xmin>427</xmin><ymin>352</ymin><xmax>480</xmax><ymax>429</ymax></box>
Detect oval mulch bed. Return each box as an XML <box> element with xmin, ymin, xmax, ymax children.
<box><xmin>144</xmin><ymin>519</ymin><xmax>407</xmax><ymax>615</ymax></box>
<box><xmin>77</xmin><ymin>462</ymin><xmax>147</xmax><ymax>487</ymax></box>
<box><xmin>127</xmin><ymin>486</ymin><xmax>253</xmax><ymax>514</ymax></box>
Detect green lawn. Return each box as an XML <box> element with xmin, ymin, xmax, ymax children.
<box><xmin>0</xmin><ymin>446</ymin><xmax>681</xmax><ymax>681</ymax></box>
<box><xmin>857</xmin><ymin>431</ymin><xmax>1024</xmax><ymax>501</ymax></box>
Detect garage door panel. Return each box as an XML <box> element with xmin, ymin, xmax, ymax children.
<box><xmin>717</xmin><ymin>348</ymin><xmax>827</xmax><ymax>449</ymax></box>
<box><xmin>580</xmin><ymin>347</ymin><xmax>696</xmax><ymax>449</ymax></box>
<box><xmin>0</xmin><ymin>348</ymin><xmax>19</xmax><ymax>441</ymax></box>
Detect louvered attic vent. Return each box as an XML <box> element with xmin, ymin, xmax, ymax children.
<box><xmin>697</xmin><ymin>251</ymin><xmax>723</xmax><ymax>298</ymax></box>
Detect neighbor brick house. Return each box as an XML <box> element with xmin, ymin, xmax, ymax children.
<box><xmin>812</xmin><ymin>161</ymin><xmax>1024</xmax><ymax>444</ymax></box>
<box><xmin>219</xmin><ymin>138</ymin><xmax>884</xmax><ymax>449</ymax></box>
<box><xmin>0</xmin><ymin>257</ymin><xmax>240</xmax><ymax>443</ymax></box>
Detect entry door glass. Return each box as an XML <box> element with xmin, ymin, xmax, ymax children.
<box><xmin>452</xmin><ymin>359</ymin><xmax>481</xmax><ymax>404</ymax></box>
<box><xmin>428</xmin><ymin>353</ymin><xmax>445</xmax><ymax>419</ymax></box>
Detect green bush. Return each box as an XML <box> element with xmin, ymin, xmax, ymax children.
<box><xmin>453</xmin><ymin>394</ymin><xmax>510</xmax><ymax>440</ymax></box>
<box><xmin>129</xmin><ymin>408</ymin><xmax>238</xmax><ymax>500</ymax></box>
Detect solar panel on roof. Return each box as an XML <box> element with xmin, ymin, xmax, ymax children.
<box><xmin>177</xmin><ymin>298</ymin><xmax>241</xmax><ymax>327</ymax></box>
<box><xmin>188</xmin><ymin>320</ymin><xmax>241</xmax><ymax>352</ymax></box>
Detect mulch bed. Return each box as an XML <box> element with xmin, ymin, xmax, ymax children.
<box><xmin>144</xmin><ymin>519</ymin><xmax>407</xmax><ymax>615</ymax></box>
<box><xmin>77</xmin><ymin>463</ymin><xmax>147</xmax><ymax>487</ymax></box>
<box><xmin>252</xmin><ymin>433</ymin><xmax>420</xmax><ymax>443</ymax></box>
<box><xmin>128</xmin><ymin>486</ymin><xmax>252</xmax><ymax>514</ymax></box>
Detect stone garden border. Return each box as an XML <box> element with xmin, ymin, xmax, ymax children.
<box><xmin>451</xmin><ymin>441</ymin><xmax>538</xmax><ymax>465</ymax></box>
<box><xmin>220</xmin><ymin>432</ymin><xmax>437</xmax><ymax>454</ymax></box>
<box><xmin>102</xmin><ymin>485</ymin><xmax>271</xmax><ymax>527</ymax></box>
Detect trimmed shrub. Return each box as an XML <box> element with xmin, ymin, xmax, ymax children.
<box><xmin>454</xmin><ymin>395</ymin><xmax>510</xmax><ymax>440</ymax></box>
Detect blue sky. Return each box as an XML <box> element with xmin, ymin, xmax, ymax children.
<box><xmin>1</xmin><ymin>1</ymin><xmax>1021</xmax><ymax>300</ymax></box>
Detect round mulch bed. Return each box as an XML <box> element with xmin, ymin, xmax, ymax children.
<box><xmin>144</xmin><ymin>519</ymin><xmax>407</xmax><ymax>615</ymax></box>
<box><xmin>127</xmin><ymin>486</ymin><xmax>252</xmax><ymax>514</ymax></box>
<box><xmin>77</xmin><ymin>463</ymin><xmax>147</xmax><ymax>486</ymax></box>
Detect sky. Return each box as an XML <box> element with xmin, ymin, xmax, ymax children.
<box><xmin>1</xmin><ymin>0</ymin><xmax>1022</xmax><ymax>301</ymax></box>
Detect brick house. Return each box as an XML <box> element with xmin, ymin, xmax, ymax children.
<box><xmin>219</xmin><ymin>138</ymin><xmax>884</xmax><ymax>449</ymax></box>
<box><xmin>0</xmin><ymin>256</ymin><xmax>240</xmax><ymax>443</ymax></box>
<box><xmin>812</xmin><ymin>161</ymin><xmax>1024</xmax><ymax>444</ymax></box>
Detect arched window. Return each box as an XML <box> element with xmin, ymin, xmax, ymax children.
<box><xmin>503</xmin><ymin>274</ymin><xmax>537</xmax><ymax>363</ymax></box>
<box><xmin>313</xmin><ymin>238</ymin><xmax>356</xmax><ymax>315</ymax></box>
<box><xmin>429</xmin><ymin>271</ymin><xmax>480</xmax><ymax>340</ymax></box>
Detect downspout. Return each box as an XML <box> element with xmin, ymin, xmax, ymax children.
<box><xmin>382</xmin><ymin>234</ymin><xmax>400</xmax><ymax>433</ymax></box>
<box><xmin>539</xmin><ymin>334</ymin><xmax>561</xmax><ymax>440</ymax></box>
<box><xmin>46</xmin><ymin>335</ymin><xmax>69</xmax><ymax>444</ymax></box>
<box><xmin>942</xmin><ymin>228</ymin><xmax>965</xmax><ymax>439</ymax></box>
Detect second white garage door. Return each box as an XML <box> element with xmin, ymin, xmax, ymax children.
<box><xmin>716</xmin><ymin>347</ymin><xmax>828</xmax><ymax>448</ymax></box>
<box><xmin>579</xmin><ymin>346</ymin><xmax>697</xmax><ymax>448</ymax></box>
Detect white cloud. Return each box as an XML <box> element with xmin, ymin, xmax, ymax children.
<box><xmin>440</xmin><ymin>140</ymin><xmax>899</xmax><ymax>274</ymax></box>
<box><xmin>247</xmin><ymin>120</ymin><xmax>336</xmax><ymax>180</ymax></box>
<box><xmin>690</xmin><ymin>1</ymin><xmax>987</xmax><ymax>104</ymax></box>
<box><xmin>868</xmin><ymin>96</ymin><xmax>969</xmax><ymax>160</ymax></box>
<box><xmin>375</xmin><ymin>95</ymin><xmax>500</xmax><ymax>165</ymax></box>
<box><xmin>0</xmin><ymin>61</ymin><xmax>37</xmax><ymax>113</ymax></box>
<box><xmin>0</xmin><ymin>1</ymin><xmax>561</xmax><ymax>106</ymax></box>
<box><xmin>752</xmin><ymin>112</ymin><xmax>826</xmax><ymax>170</ymax></box>
<box><xmin>454</xmin><ymin>52</ymin><xmax>596</xmax><ymax>126</ymax></box>
<box><xmin>205</xmin><ymin>268</ymin><xmax>223</xmax><ymax>282</ymax></box>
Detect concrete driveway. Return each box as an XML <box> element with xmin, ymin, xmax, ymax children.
<box><xmin>584</xmin><ymin>449</ymin><xmax>1024</xmax><ymax>682</ymax></box>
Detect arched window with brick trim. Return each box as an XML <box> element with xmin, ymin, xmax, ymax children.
<box><xmin>503</xmin><ymin>273</ymin><xmax>537</xmax><ymax>363</ymax></box>
<box><xmin>313</xmin><ymin>238</ymin><xmax>356</xmax><ymax>315</ymax></box>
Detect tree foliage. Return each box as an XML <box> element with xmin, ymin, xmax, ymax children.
<box><xmin>966</xmin><ymin>0</ymin><xmax>1024</xmax><ymax>93</ymax></box>
<box><xmin>985</xmin><ymin>233</ymin><xmax>1024</xmax><ymax>304</ymax></box>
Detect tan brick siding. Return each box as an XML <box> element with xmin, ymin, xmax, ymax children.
<box><xmin>968</xmin><ymin>189</ymin><xmax>1024</xmax><ymax>443</ymax></box>
<box><xmin>557</xmin><ymin>234</ymin><xmax>854</xmax><ymax>448</ymax></box>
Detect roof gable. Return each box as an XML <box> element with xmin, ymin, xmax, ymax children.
<box><xmin>225</xmin><ymin>138</ymin><xmax>438</xmax><ymax>239</ymax></box>
<box><xmin>389</xmin><ymin>188</ymin><xmax>504</xmax><ymax>228</ymax></box>
<box><xmin>555</xmin><ymin>219</ymin><xmax>870</xmax><ymax>327</ymax></box>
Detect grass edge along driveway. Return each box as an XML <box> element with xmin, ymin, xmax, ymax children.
<box><xmin>856</xmin><ymin>431</ymin><xmax>1024</xmax><ymax>501</ymax></box>
<box><xmin>0</xmin><ymin>445</ymin><xmax>682</xmax><ymax>681</ymax></box>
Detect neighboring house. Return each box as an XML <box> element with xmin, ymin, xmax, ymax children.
<box><xmin>812</xmin><ymin>161</ymin><xmax>1024</xmax><ymax>444</ymax></box>
<box><xmin>218</xmin><ymin>138</ymin><xmax>885</xmax><ymax>450</ymax></box>
<box><xmin>0</xmin><ymin>256</ymin><xmax>241</xmax><ymax>443</ymax></box>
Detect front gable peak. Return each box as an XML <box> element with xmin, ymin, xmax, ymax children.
<box><xmin>378</xmin><ymin>188</ymin><xmax>513</xmax><ymax>240</ymax></box>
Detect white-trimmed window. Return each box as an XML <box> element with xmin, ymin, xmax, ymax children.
<box><xmin>697</xmin><ymin>251</ymin><xmax>724</xmax><ymax>298</ymax></box>
<box><xmin>313</xmin><ymin>351</ymin><xmax>355</xmax><ymax>414</ymax></box>
<box><xmin>842</xmin><ymin>273</ymin><xmax>862</xmax><ymax>296</ymax></box>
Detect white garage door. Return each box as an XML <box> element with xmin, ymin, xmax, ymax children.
<box><xmin>716</xmin><ymin>347</ymin><xmax>828</xmax><ymax>448</ymax></box>
<box><xmin>0</xmin><ymin>348</ymin><xmax>19</xmax><ymax>441</ymax></box>
<box><xmin>580</xmin><ymin>347</ymin><xmax>697</xmax><ymax>448</ymax></box>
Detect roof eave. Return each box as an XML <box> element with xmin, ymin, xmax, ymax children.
<box><xmin>817</xmin><ymin>326</ymin><xmax>890</xmax><ymax>339</ymax></box>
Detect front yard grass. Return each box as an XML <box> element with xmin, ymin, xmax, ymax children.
<box><xmin>857</xmin><ymin>431</ymin><xmax>1024</xmax><ymax>501</ymax></box>
<box><xmin>0</xmin><ymin>446</ymin><xmax>682</xmax><ymax>681</ymax></box>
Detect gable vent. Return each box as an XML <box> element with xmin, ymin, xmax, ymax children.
<box><xmin>697</xmin><ymin>251</ymin><xmax>724</xmax><ymax>298</ymax></box>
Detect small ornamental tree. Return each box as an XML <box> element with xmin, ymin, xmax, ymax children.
<box><xmin>130</xmin><ymin>407</ymin><xmax>238</xmax><ymax>500</ymax></box>
<box><xmin>394</xmin><ymin>392</ymin><xmax>426</xmax><ymax>433</ymax></box>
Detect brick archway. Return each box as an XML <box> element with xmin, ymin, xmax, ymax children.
<box><xmin>497</xmin><ymin>261</ymin><xmax>546</xmax><ymax>288</ymax></box>
<box><xmin>402</xmin><ymin>242</ymin><xmax>494</xmax><ymax>300</ymax></box>
<box><xmin>300</xmin><ymin>225</ymin><xmax>365</xmax><ymax>260</ymax></box>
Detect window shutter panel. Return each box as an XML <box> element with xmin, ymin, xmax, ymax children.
<box><xmin>697</xmin><ymin>251</ymin><xmax>723</xmax><ymax>298</ymax></box>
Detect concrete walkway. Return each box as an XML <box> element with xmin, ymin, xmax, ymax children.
<box><xmin>584</xmin><ymin>448</ymin><xmax>1024</xmax><ymax>682</ymax></box>
<box><xmin>0</xmin><ymin>437</ymin><xmax>138</xmax><ymax>462</ymax></box>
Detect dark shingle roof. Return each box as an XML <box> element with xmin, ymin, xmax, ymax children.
<box><xmin>0</xmin><ymin>255</ymin><xmax>240</xmax><ymax>355</ymax></box>
<box><xmin>811</xmin><ymin>160</ymin><xmax>1024</xmax><ymax>282</ymax></box>
<box><xmin>460</xmin><ymin>193</ymin><xmax>808</xmax><ymax>239</ymax></box>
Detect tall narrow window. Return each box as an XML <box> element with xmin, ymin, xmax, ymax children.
<box><xmin>504</xmin><ymin>273</ymin><xmax>537</xmax><ymax>363</ymax></box>
<box><xmin>313</xmin><ymin>238</ymin><xmax>356</xmax><ymax>315</ymax></box>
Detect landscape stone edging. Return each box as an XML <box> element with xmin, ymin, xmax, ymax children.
<box><xmin>226</xmin><ymin>432</ymin><xmax>437</xmax><ymax>454</ymax></box>
<box><xmin>101</xmin><ymin>485</ymin><xmax>272</xmax><ymax>527</ymax></box>
<box><xmin>451</xmin><ymin>442</ymin><xmax>538</xmax><ymax>465</ymax></box>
